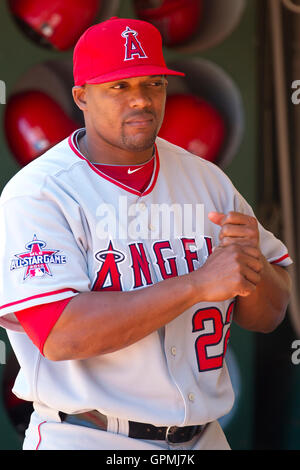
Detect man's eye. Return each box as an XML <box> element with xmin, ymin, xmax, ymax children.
<box><xmin>149</xmin><ymin>80</ymin><xmax>168</xmax><ymax>88</ymax></box>
<box><xmin>111</xmin><ymin>83</ymin><xmax>127</xmax><ymax>89</ymax></box>
<box><xmin>149</xmin><ymin>81</ymin><xmax>164</xmax><ymax>86</ymax></box>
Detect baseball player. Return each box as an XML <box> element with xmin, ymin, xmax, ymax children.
<box><xmin>0</xmin><ymin>17</ymin><xmax>292</xmax><ymax>450</ymax></box>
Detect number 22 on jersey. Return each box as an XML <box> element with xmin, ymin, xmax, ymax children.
<box><xmin>192</xmin><ymin>301</ymin><xmax>234</xmax><ymax>372</ymax></box>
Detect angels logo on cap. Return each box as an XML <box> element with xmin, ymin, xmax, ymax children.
<box><xmin>121</xmin><ymin>26</ymin><xmax>148</xmax><ymax>61</ymax></box>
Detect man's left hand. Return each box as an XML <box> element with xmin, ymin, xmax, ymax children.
<box><xmin>208</xmin><ymin>211</ymin><xmax>260</xmax><ymax>249</ymax></box>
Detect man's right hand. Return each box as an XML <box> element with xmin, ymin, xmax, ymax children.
<box><xmin>192</xmin><ymin>243</ymin><xmax>263</xmax><ymax>303</ymax></box>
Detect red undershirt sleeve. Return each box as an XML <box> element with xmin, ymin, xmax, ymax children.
<box><xmin>15</xmin><ymin>297</ymin><xmax>73</xmax><ymax>356</ymax></box>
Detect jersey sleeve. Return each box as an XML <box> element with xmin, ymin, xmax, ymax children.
<box><xmin>15</xmin><ymin>298</ymin><xmax>72</xmax><ymax>355</ymax></box>
<box><xmin>233</xmin><ymin>189</ymin><xmax>292</xmax><ymax>267</ymax></box>
<box><xmin>0</xmin><ymin>194</ymin><xmax>91</xmax><ymax>332</ymax></box>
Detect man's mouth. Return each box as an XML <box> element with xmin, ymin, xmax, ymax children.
<box><xmin>124</xmin><ymin>113</ymin><xmax>154</xmax><ymax>127</ymax></box>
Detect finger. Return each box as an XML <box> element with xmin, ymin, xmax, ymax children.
<box><xmin>219</xmin><ymin>242</ymin><xmax>261</xmax><ymax>259</ymax></box>
<box><xmin>208</xmin><ymin>211</ymin><xmax>226</xmax><ymax>226</ymax></box>
<box><xmin>227</xmin><ymin>246</ymin><xmax>263</xmax><ymax>275</ymax></box>
<box><xmin>235</xmin><ymin>278</ymin><xmax>257</xmax><ymax>297</ymax></box>
<box><xmin>220</xmin><ymin>237</ymin><xmax>258</xmax><ymax>248</ymax></box>
<box><xmin>219</xmin><ymin>223</ymin><xmax>258</xmax><ymax>240</ymax></box>
<box><xmin>242</xmin><ymin>266</ymin><xmax>262</xmax><ymax>285</ymax></box>
<box><xmin>243</xmin><ymin>253</ymin><xmax>263</xmax><ymax>273</ymax></box>
<box><xmin>241</xmin><ymin>245</ymin><xmax>262</xmax><ymax>260</ymax></box>
<box><xmin>222</xmin><ymin>211</ymin><xmax>258</xmax><ymax>227</ymax></box>
<box><xmin>224</xmin><ymin>244</ymin><xmax>263</xmax><ymax>272</ymax></box>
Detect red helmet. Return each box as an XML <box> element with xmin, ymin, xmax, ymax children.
<box><xmin>4</xmin><ymin>90</ymin><xmax>79</xmax><ymax>167</ymax></box>
<box><xmin>158</xmin><ymin>93</ymin><xmax>226</xmax><ymax>163</ymax></box>
<box><xmin>134</xmin><ymin>0</ymin><xmax>203</xmax><ymax>47</ymax></box>
<box><xmin>8</xmin><ymin>0</ymin><xmax>101</xmax><ymax>51</ymax></box>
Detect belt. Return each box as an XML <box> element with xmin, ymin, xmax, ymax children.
<box><xmin>59</xmin><ymin>410</ymin><xmax>203</xmax><ymax>444</ymax></box>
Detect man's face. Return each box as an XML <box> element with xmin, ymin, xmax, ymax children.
<box><xmin>75</xmin><ymin>75</ymin><xmax>168</xmax><ymax>156</ymax></box>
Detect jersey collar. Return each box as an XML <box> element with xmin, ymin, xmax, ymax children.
<box><xmin>68</xmin><ymin>128</ymin><xmax>160</xmax><ymax>197</ymax></box>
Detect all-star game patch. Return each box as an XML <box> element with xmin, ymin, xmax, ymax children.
<box><xmin>10</xmin><ymin>235</ymin><xmax>67</xmax><ymax>280</ymax></box>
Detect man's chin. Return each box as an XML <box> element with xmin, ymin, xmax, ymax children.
<box><xmin>122</xmin><ymin>134</ymin><xmax>157</xmax><ymax>152</ymax></box>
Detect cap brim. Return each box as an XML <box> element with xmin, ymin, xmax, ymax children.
<box><xmin>83</xmin><ymin>65</ymin><xmax>185</xmax><ymax>85</ymax></box>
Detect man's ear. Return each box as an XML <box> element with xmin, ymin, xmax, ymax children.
<box><xmin>72</xmin><ymin>85</ymin><xmax>87</xmax><ymax>112</ymax></box>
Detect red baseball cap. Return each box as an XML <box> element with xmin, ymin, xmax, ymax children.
<box><xmin>73</xmin><ymin>16</ymin><xmax>185</xmax><ymax>86</ymax></box>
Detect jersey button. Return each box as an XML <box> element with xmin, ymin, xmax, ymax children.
<box><xmin>138</xmin><ymin>203</ymin><xmax>147</xmax><ymax>211</ymax></box>
<box><xmin>188</xmin><ymin>393</ymin><xmax>195</xmax><ymax>402</ymax></box>
<box><xmin>171</xmin><ymin>346</ymin><xmax>177</xmax><ymax>356</ymax></box>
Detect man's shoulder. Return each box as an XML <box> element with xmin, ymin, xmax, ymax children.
<box><xmin>156</xmin><ymin>137</ymin><xmax>232</xmax><ymax>182</ymax></box>
<box><xmin>0</xmin><ymin>135</ymin><xmax>80</xmax><ymax>203</ymax></box>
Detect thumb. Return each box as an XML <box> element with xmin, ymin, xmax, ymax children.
<box><xmin>208</xmin><ymin>211</ymin><xmax>226</xmax><ymax>226</ymax></box>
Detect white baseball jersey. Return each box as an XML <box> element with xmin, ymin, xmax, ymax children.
<box><xmin>0</xmin><ymin>129</ymin><xmax>292</xmax><ymax>446</ymax></box>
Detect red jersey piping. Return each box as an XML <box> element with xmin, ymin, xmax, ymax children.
<box><xmin>0</xmin><ymin>288</ymin><xmax>77</xmax><ymax>311</ymax></box>
<box><xmin>270</xmin><ymin>253</ymin><xmax>290</xmax><ymax>264</ymax></box>
<box><xmin>36</xmin><ymin>420</ymin><xmax>47</xmax><ymax>450</ymax></box>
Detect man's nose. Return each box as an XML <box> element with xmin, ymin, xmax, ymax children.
<box><xmin>129</xmin><ymin>88</ymin><xmax>152</xmax><ymax>108</ymax></box>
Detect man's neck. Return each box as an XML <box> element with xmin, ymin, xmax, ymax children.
<box><xmin>78</xmin><ymin>131</ymin><xmax>155</xmax><ymax>166</ymax></box>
